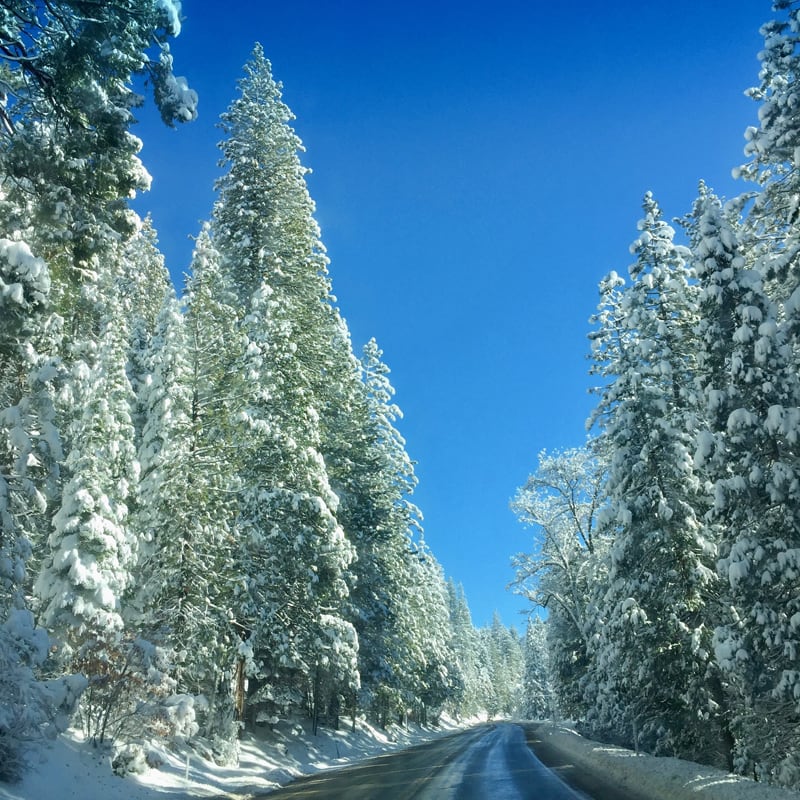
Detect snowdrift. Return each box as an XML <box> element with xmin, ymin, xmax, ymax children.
<box><xmin>538</xmin><ymin>724</ymin><xmax>800</xmax><ymax>800</ymax></box>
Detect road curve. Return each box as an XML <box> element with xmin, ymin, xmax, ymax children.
<box><xmin>259</xmin><ymin>722</ymin><xmax>589</xmax><ymax>799</ymax></box>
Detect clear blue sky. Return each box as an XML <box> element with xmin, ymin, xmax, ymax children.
<box><xmin>132</xmin><ymin>1</ymin><xmax>769</xmax><ymax>629</ymax></box>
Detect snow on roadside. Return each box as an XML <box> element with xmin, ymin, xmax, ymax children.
<box><xmin>10</xmin><ymin>716</ymin><xmax>798</xmax><ymax>800</ymax></box>
<box><xmin>0</xmin><ymin>714</ymin><xmax>472</xmax><ymax>800</ymax></box>
<box><xmin>537</xmin><ymin>724</ymin><xmax>800</xmax><ymax>800</ymax></box>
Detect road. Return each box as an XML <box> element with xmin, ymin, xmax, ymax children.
<box><xmin>259</xmin><ymin>722</ymin><xmax>599</xmax><ymax>799</ymax></box>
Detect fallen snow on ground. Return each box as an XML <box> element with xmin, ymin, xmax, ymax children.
<box><xmin>4</xmin><ymin>717</ymin><xmax>800</xmax><ymax>799</ymax></box>
<box><xmin>0</xmin><ymin>715</ymin><xmax>471</xmax><ymax>800</ymax></box>
<box><xmin>537</xmin><ymin>723</ymin><xmax>800</xmax><ymax>800</ymax></box>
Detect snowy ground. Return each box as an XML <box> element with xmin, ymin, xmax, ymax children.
<box><xmin>0</xmin><ymin>715</ymin><xmax>469</xmax><ymax>800</ymax></box>
<box><xmin>536</xmin><ymin>723</ymin><xmax>800</xmax><ymax>800</ymax></box>
<box><xmin>3</xmin><ymin>718</ymin><xmax>800</xmax><ymax>799</ymax></box>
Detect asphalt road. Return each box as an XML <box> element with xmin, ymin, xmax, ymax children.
<box><xmin>260</xmin><ymin>722</ymin><xmax>596</xmax><ymax>799</ymax></box>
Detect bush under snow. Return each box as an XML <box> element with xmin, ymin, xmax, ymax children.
<box><xmin>0</xmin><ymin>610</ymin><xmax>86</xmax><ymax>783</ymax></box>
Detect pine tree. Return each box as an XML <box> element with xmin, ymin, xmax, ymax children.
<box><xmin>34</xmin><ymin>278</ymin><xmax>139</xmax><ymax>649</ymax></box>
<box><xmin>121</xmin><ymin>218</ymin><xmax>174</xmax><ymax>445</ymax></box>
<box><xmin>587</xmin><ymin>194</ymin><xmax>723</xmax><ymax>762</ymax></box>
<box><xmin>0</xmin><ymin>238</ymin><xmax>60</xmax><ymax>613</ymax></box>
<box><xmin>167</xmin><ymin>228</ymin><xmax>246</xmax><ymax>749</ymax></box>
<box><xmin>521</xmin><ymin>618</ymin><xmax>553</xmax><ymax>720</ymax></box>
<box><xmin>735</xmin><ymin>0</ymin><xmax>800</xmax><ymax>306</ymax></box>
<box><xmin>446</xmin><ymin>581</ymin><xmax>483</xmax><ymax>719</ymax></box>
<box><xmin>327</xmin><ymin>337</ymin><xmax>429</xmax><ymax>725</ymax></box>
<box><xmin>400</xmin><ymin>543</ymin><xmax>458</xmax><ymax>724</ymax></box>
<box><xmin>210</xmin><ymin>46</ymin><xmax>357</xmax><ymax>727</ymax></box>
<box><xmin>0</xmin><ymin>235</ymin><xmax>76</xmax><ymax>774</ymax></box>
<box><xmin>689</xmin><ymin>184</ymin><xmax>800</xmax><ymax>782</ymax></box>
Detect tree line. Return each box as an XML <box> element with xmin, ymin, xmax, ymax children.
<box><xmin>513</xmin><ymin>2</ymin><xmax>800</xmax><ymax>789</ymax></box>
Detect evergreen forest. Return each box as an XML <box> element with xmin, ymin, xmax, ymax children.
<box><xmin>0</xmin><ymin>0</ymin><xmax>525</xmax><ymax>782</ymax></box>
<box><xmin>513</xmin><ymin>1</ymin><xmax>800</xmax><ymax>789</ymax></box>
<box><xmin>4</xmin><ymin>0</ymin><xmax>800</xmax><ymax>795</ymax></box>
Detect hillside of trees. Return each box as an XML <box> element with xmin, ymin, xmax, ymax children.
<box><xmin>0</xmin><ymin>1</ymin><xmax>528</xmax><ymax>783</ymax></box>
<box><xmin>512</xmin><ymin>2</ymin><xmax>800</xmax><ymax>790</ymax></box>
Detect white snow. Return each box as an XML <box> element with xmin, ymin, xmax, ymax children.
<box><xmin>5</xmin><ymin>719</ymin><xmax>800</xmax><ymax>799</ymax></box>
<box><xmin>534</xmin><ymin>724</ymin><xmax>800</xmax><ymax>800</ymax></box>
<box><xmin>156</xmin><ymin>0</ymin><xmax>182</xmax><ymax>36</ymax></box>
<box><xmin>159</xmin><ymin>71</ymin><xmax>197</xmax><ymax>122</ymax></box>
<box><xmin>0</xmin><ymin>715</ymin><xmax>472</xmax><ymax>800</ymax></box>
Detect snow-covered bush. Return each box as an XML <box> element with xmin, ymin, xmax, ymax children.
<box><xmin>0</xmin><ymin>733</ymin><xmax>24</xmax><ymax>784</ymax></box>
<box><xmin>73</xmin><ymin>633</ymin><xmax>198</xmax><ymax>746</ymax></box>
<box><xmin>0</xmin><ymin>610</ymin><xmax>86</xmax><ymax>783</ymax></box>
<box><xmin>111</xmin><ymin>743</ymin><xmax>147</xmax><ymax>776</ymax></box>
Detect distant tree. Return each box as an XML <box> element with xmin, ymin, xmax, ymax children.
<box><xmin>446</xmin><ymin>581</ymin><xmax>484</xmax><ymax>719</ymax></box>
<box><xmin>478</xmin><ymin>614</ymin><xmax>523</xmax><ymax>719</ymax></box>
<box><xmin>521</xmin><ymin>618</ymin><xmax>553</xmax><ymax>720</ymax></box>
<box><xmin>511</xmin><ymin>447</ymin><xmax>604</xmax><ymax>719</ymax></box>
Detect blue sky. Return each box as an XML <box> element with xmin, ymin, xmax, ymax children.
<box><xmin>133</xmin><ymin>1</ymin><xmax>769</xmax><ymax>629</ymax></box>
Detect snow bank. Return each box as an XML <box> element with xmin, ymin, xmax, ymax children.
<box><xmin>0</xmin><ymin>714</ymin><xmax>472</xmax><ymax>800</ymax></box>
<box><xmin>537</xmin><ymin>725</ymin><xmax>800</xmax><ymax>800</ymax></box>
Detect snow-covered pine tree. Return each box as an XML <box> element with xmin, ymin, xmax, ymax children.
<box><xmin>0</xmin><ymin>234</ymin><xmax>80</xmax><ymax>779</ymax></box>
<box><xmin>130</xmin><ymin>288</ymin><xmax>190</xmax><ymax>605</ymax></box>
<box><xmin>326</xmin><ymin>336</ymin><xmax>431</xmax><ymax>725</ymax></box>
<box><xmin>211</xmin><ymin>45</ymin><xmax>358</xmax><ymax>728</ymax></box>
<box><xmin>399</xmin><ymin>542</ymin><xmax>459</xmax><ymax>724</ymax></box>
<box><xmin>714</xmin><ymin>9</ymin><xmax>800</xmax><ymax>781</ymax></box>
<box><xmin>735</xmin><ymin>0</ymin><xmax>800</xmax><ymax>310</ymax></box>
<box><xmin>34</xmin><ymin>276</ymin><xmax>139</xmax><ymax>650</ymax></box>
<box><xmin>445</xmin><ymin>581</ymin><xmax>483</xmax><ymax>719</ymax></box>
<box><xmin>482</xmin><ymin>613</ymin><xmax>524</xmax><ymax>718</ymax></box>
<box><xmin>521</xmin><ymin>617</ymin><xmax>553</xmax><ymax>720</ymax></box>
<box><xmin>124</xmin><ymin>269</ymin><xmax>240</xmax><ymax>754</ymax></box>
<box><xmin>121</xmin><ymin>218</ymin><xmax>174</xmax><ymax>446</ymax></box>
<box><xmin>0</xmin><ymin>238</ymin><xmax>59</xmax><ymax>615</ymax></box>
<box><xmin>689</xmin><ymin>184</ymin><xmax>800</xmax><ymax>783</ymax></box>
<box><xmin>586</xmin><ymin>194</ymin><xmax>724</xmax><ymax>763</ymax></box>
<box><xmin>167</xmin><ymin>227</ymin><xmax>246</xmax><ymax>749</ymax></box>
<box><xmin>31</xmin><ymin>262</ymin><xmax>164</xmax><ymax>747</ymax></box>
